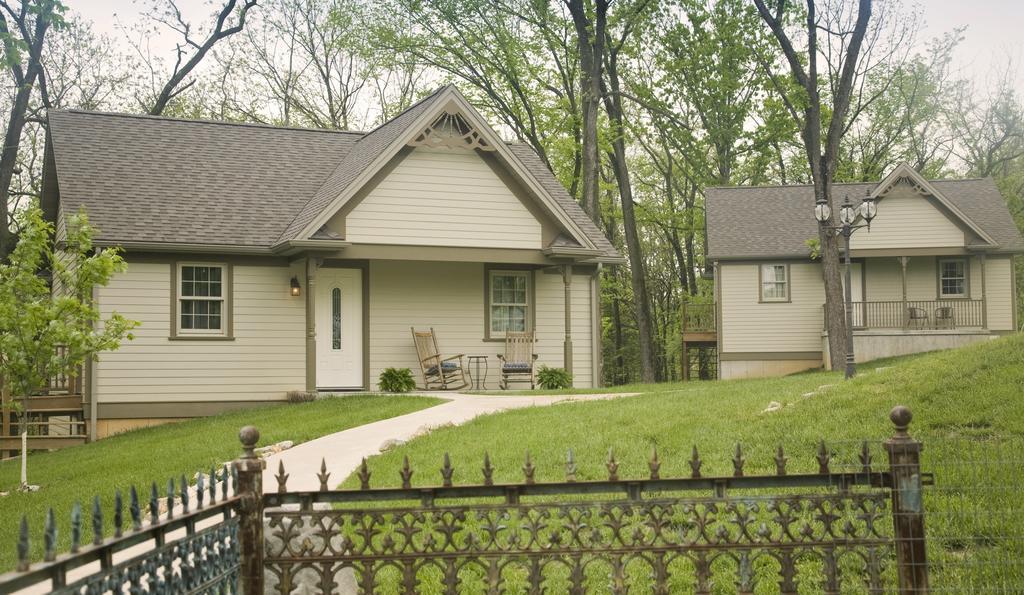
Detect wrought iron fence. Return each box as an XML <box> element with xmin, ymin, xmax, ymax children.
<box><xmin>0</xmin><ymin>465</ymin><xmax>242</xmax><ymax>594</ymax></box>
<box><xmin>0</xmin><ymin>407</ymin><xmax>956</xmax><ymax>594</ymax></box>
<box><xmin>254</xmin><ymin>407</ymin><xmax>931</xmax><ymax>594</ymax></box>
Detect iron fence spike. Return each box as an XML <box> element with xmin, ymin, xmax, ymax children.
<box><xmin>690</xmin><ymin>446</ymin><xmax>702</xmax><ymax>478</ymax></box>
<box><xmin>606</xmin><ymin>447</ymin><xmax>619</xmax><ymax>481</ymax></box>
<box><xmin>43</xmin><ymin>508</ymin><xmax>56</xmax><ymax>562</ymax></box>
<box><xmin>440</xmin><ymin>453</ymin><xmax>454</xmax><ymax>487</ymax></box>
<box><xmin>149</xmin><ymin>482</ymin><xmax>159</xmax><ymax>525</ymax></box>
<box><xmin>565</xmin><ymin>448</ymin><xmax>577</xmax><ymax>483</ymax></box>
<box><xmin>92</xmin><ymin>495</ymin><xmax>103</xmax><ymax>546</ymax></box>
<box><xmin>180</xmin><ymin>476</ymin><xmax>189</xmax><ymax>513</ymax></box>
<box><xmin>196</xmin><ymin>473</ymin><xmax>205</xmax><ymax>508</ymax></box>
<box><xmin>114</xmin><ymin>489</ymin><xmax>123</xmax><ymax>538</ymax></box>
<box><xmin>860</xmin><ymin>441</ymin><xmax>873</xmax><ymax>473</ymax></box>
<box><xmin>522</xmin><ymin>450</ymin><xmax>535</xmax><ymax>485</ymax></box>
<box><xmin>70</xmin><ymin>501</ymin><xmax>82</xmax><ymax>553</ymax></box>
<box><xmin>817</xmin><ymin>440</ymin><xmax>831</xmax><ymax>474</ymax></box>
<box><xmin>318</xmin><ymin>458</ymin><xmax>331</xmax><ymax>492</ymax></box>
<box><xmin>733</xmin><ymin>444</ymin><xmax>745</xmax><ymax>477</ymax></box>
<box><xmin>400</xmin><ymin>455</ymin><xmax>414</xmax><ymax>489</ymax></box>
<box><xmin>482</xmin><ymin>452</ymin><xmax>494</xmax><ymax>486</ymax></box>
<box><xmin>223</xmin><ymin>464</ymin><xmax>230</xmax><ymax>499</ymax></box>
<box><xmin>166</xmin><ymin>478</ymin><xmax>175</xmax><ymax>519</ymax></box>
<box><xmin>649</xmin><ymin>446</ymin><xmax>661</xmax><ymax>480</ymax></box>
<box><xmin>775</xmin><ymin>445</ymin><xmax>788</xmax><ymax>476</ymax></box>
<box><xmin>358</xmin><ymin>458</ymin><xmax>372</xmax><ymax>490</ymax></box>
<box><xmin>231</xmin><ymin>464</ymin><xmax>239</xmax><ymax>496</ymax></box>
<box><xmin>16</xmin><ymin>515</ymin><xmax>29</xmax><ymax>572</ymax></box>
<box><xmin>129</xmin><ymin>486</ymin><xmax>141</xmax><ymax>531</ymax></box>
<box><xmin>276</xmin><ymin>460</ymin><xmax>289</xmax><ymax>494</ymax></box>
<box><xmin>209</xmin><ymin>465</ymin><xmax>217</xmax><ymax>504</ymax></box>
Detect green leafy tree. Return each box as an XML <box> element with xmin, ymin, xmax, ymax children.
<box><xmin>0</xmin><ymin>206</ymin><xmax>137</xmax><ymax>412</ymax></box>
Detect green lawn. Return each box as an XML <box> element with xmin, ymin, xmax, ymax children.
<box><xmin>347</xmin><ymin>335</ymin><xmax>1024</xmax><ymax>591</ymax></box>
<box><xmin>0</xmin><ymin>393</ymin><xmax>444</xmax><ymax>571</ymax></box>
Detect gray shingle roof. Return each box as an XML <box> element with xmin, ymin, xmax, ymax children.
<box><xmin>45</xmin><ymin>87</ymin><xmax>619</xmax><ymax>261</ymax></box>
<box><xmin>706</xmin><ymin>179</ymin><xmax>1024</xmax><ymax>260</ymax></box>
<box><xmin>47</xmin><ymin>110</ymin><xmax>360</xmax><ymax>247</ymax></box>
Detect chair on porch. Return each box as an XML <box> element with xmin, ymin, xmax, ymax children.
<box><xmin>934</xmin><ymin>306</ymin><xmax>955</xmax><ymax>329</ymax></box>
<box><xmin>411</xmin><ymin>328</ymin><xmax>468</xmax><ymax>390</ymax></box>
<box><xmin>497</xmin><ymin>331</ymin><xmax>538</xmax><ymax>389</ymax></box>
<box><xmin>906</xmin><ymin>307</ymin><xmax>929</xmax><ymax>329</ymax></box>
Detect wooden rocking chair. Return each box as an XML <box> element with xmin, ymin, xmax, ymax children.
<box><xmin>497</xmin><ymin>331</ymin><xmax>538</xmax><ymax>389</ymax></box>
<box><xmin>411</xmin><ymin>328</ymin><xmax>468</xmax><ymax>390</ymax></box>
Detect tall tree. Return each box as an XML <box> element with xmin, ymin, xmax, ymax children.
<box><xmin>564</xmin><ymin>0</ymin><xmax>607</xmax><ymax>222</ymax></box>
<box><xmin>0</xmin><ymin>0</ymin><xmax>63</xmax><ymax>259</ymax></box>
<box><xmin>128</xmin><ymin>0</ymin><xmax>257</xmax><ymax>116</ymax></box>
<box><xmin>754</xmin><ymin>0</ymin><xmax>873</xmax><ymax>371</ymax></box>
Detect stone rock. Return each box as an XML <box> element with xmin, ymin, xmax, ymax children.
<box><xmin>816</xmin><ymin>384</ymin><xmax>836</xmax><ymax>392</ymax></box>
<box><xmin>762</xmin><ymin>401</ymin><xmax>783</xmax><ymax>413</ymax></box>
<box><xmin>802</xmin><ymin>392</ymin><xmax>816</xmax><ymax>397</ymax></box>
<box><xmin>256</xmin><ymin>440</ymin><xmax>295</xmax><ymax>457</ymax></box>
<box><xmin>379</xmin><ymin>438</ymin><xmax>407</xmax><ymax>452</ymax></box>
<box><xmin>17</xmin><ymin>483</ymin><xmax>40</xmax><ymax>493</ymax></box>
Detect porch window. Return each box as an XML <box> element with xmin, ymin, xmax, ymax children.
<box><xmin>938</xmin><ymin>258</ymin><xmax>967</xmax><ymax>298</ymax></box>
<box><xmin>177</xmin><ymin>264</ymin><xmax>226</xmax><ymax>335</ymax></box>
<box><xmin>489</xmin><ymin>270</ymin><xmax>530</xmax><ymax>335</ymax></box>
<box><xmin>760</xmin><ymin>264</ymin><xmax>789</xmax><ymax>302</ymax></box>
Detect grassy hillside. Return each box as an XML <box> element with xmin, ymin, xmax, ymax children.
<box><xmin>0</xmin><ymin>394</ymin><xmax>444</xmax><ymax>571</ymax></box>
<box><xmin>351</xmin><ymin>335</ymin><xmax>1024</xmax><ymax>591</ymax></box>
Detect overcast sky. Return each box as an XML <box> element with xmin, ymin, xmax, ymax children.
<box><xmin>71</xmin><ymin>0</ymin><xmax>1024</xmax><ymax>96</ymax></box>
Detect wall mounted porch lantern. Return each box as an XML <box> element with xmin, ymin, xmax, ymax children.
<box><xmin>290</xmin><ymin>277</ymin><xmax>301</xmax><ymax>296</ymax></box>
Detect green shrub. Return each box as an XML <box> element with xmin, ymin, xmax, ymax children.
<box><xmin>378</xmin><ymin>367</ymin><xmax>417</xmax><ymax>393</ymax></box>
<box><xmin>537</xmin><ymin>366</ymin><xmax>573</xmax><ymax>390</ymax></box>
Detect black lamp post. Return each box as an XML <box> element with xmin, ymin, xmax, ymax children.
<box><xmin>815</xmin><ymin>191</ymin><xmax>877</xmax><ymax>379</ymax></box>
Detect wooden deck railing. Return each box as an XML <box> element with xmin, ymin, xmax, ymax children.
<box><xmin>681</xmin><ymin>302</ymin><xmax>716</xmax><ymax>333</ymax></box>
<box><xmin>826</xmin><ymin>299</ymin><xmax>985</xmax><ymax>330</ymax></box>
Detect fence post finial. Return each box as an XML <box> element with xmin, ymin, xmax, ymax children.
<box><xmin>884</xmin><ymin>405</ymin><xmax>929</xmax><ymax>594</ymax></box>
<box><xmin>235</xmin><ymin>426</ymin><xmax>265</xmax><ymax>595</ymax></box>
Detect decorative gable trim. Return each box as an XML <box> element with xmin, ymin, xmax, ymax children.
<box><xmin>870</xmin><ymin>163</ymin><xmax>997</xmax><ymax>247</ymax></box>
<box><xmin>294</xmin><ymin>86</ymin><xmax>597</xmax><ymax>253</ymax></box>
<box><xmin>409</xmin><ymin>111</ymin><xmax>496</xmax><ymax>152</ymax></box>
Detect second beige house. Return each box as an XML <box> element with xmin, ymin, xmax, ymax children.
<box><xmin>699</xmin><ymin>164</ymin><xmax>1022</xmax><ymax>379</ymax></box>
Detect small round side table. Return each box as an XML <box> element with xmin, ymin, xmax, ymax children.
<box><xmin>467</xmin><ymin>355</ymin><xmax>488</xmax><ymax>390</ymax></box>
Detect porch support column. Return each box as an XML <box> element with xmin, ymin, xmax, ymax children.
<box><xmin>305</xmin><ymin>257</ymin><xmax>318</xmax><ymax>392</ymax></box>
<box><xmin>980</xmin><ymin>252</ymin><xmax>988</xmax><ymax>329</ymax></box>
<box><xmin>899</xmin><ymin>256</ymin><xmax>909</xmax><ymax>328</ymax></box>
<box><xmin>562</xmin><ymin>264</ymin><xmax>573</xmax><ymax>375</ymax></box>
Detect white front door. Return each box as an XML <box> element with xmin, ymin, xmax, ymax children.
<box><xmin>316</xmin><ymin>268</ymin><xmax>363</xmax><ymax>388</ymax></box>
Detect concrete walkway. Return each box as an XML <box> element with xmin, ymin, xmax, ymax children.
<box><xmin>260</xmin><ymin>391</ymin><xmax>638</xmax><ymax>492</ymax></box>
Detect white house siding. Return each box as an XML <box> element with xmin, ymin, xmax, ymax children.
<box><xmin>719</xmin><ymin>262</ymin><xmax>824</xmax><ymax>354</ymax></box>
<box><xmin>850</xmin><ymin>183</ymin><xmax>965</xmax><ymax>250</ymax></box>
<box><xmin>94</xmin><ymin>261</ymin><xmax>306</xmax><ymax>406</ymax></box>
<box><xmin>367</xmin><ymin>260</ymin><xmax>593</xmax><ymax>389</ymax></box>
<box><xmin>986</xmin><ymin>256</ymin><xmax>1015</xmax><ymax>331</ymax></box>
<box><xmin>343</xmin><ymin>147</ymin><xmax>543</xmax><ymax>249</ymax></box>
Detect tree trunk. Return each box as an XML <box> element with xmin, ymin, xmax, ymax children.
<box><xmin>0</xmin><ymin>5</ymin><xmax>51</xmax><ymax>260</ymax></box>
<box><xmin>565</xmin><ymin>0</ymin><xmax>606</xmax><ymax>222</ymax></box>
<box><xmin>602</xmin><ymin>53</ymin><xmax>657</xmax><ymax>384</ymax></box>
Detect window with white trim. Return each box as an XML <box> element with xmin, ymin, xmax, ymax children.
<box><xmin>760</xmin><ymin>264</ymin><xmax>789</xmax><ymax>302</ymax></box>
<box><xmin>938</xmin><ymin>258</ymin><xmax>967</xmax><ymax>298</ymax></box>
<box><xmin>178</xmin><ymin>264</ymin><xmax>226</xmax><ymax>334</ymax></box>
<box><xmin>489</xmin><ymin>270</ymin><xmax>530</xmax><ymax>334</ymax></box>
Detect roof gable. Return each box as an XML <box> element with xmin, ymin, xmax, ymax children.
<box><xmin>707</xmin><ymin>174</ymin><xmax>1024</xmax><ymax>260</ymax></box>
<box><xmin>869</xmin><ymin>163</ymin><xmax>996</xmax><ymax>245</ymax></box>
<box><xmin>283</xmin><ymin>85</ymin><xmax>601</xmax><ymax>256</ymax></box>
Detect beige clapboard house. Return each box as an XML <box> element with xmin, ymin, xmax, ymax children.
<box><xmin>42</xmin><ymin>85</ymin><xmax>621</xmax><ymax>439</ymax></box>
<box><xmin>702</xmin><ymin>164</ymin><xmax>1022</xmax><ymax>380</ymax></box>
